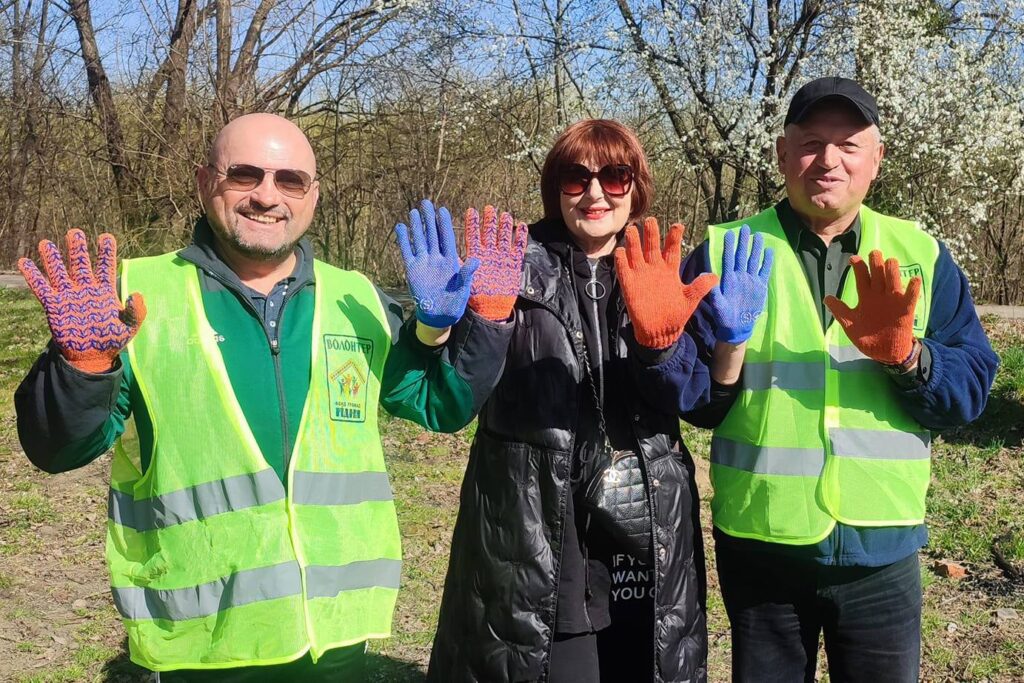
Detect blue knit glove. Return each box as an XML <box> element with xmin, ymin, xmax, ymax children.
<box><xmin>395</xmin><ymin>199</ymin><xmax>480</xmax><ymax>328</ymax></box>
<box><xmin>706</xmin><ymin>224</ymin><xmax>774</xmax><ymax>344</ymax></box>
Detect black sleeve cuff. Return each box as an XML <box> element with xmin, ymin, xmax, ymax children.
<box><xmin>681</xmin><ymin>374</ymin><xmax>742</xmax><ymax>429</ymax></box>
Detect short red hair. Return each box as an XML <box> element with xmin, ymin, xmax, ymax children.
<box><xmin>540</xmin><ymin>119</ymin><xmax>653</xmax><ymax>221</ymax></box>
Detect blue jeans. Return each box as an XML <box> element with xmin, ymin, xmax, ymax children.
<box><xmin>716</xmin><ymin>543</ymin><xmax>921</xmax><ymax>683</ymax></box>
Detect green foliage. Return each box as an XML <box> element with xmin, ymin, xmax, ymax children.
<box><xmin>0</xmin><ymin>290</ymin><xmax>51</xmax><ymax>410</ymax></box>
<box><xmin>998</xmin><ymin>345</ymin><xmax>1024</xmax><ymax>397</ymax></box>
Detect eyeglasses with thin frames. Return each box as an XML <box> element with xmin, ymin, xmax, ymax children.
<box><xmin>210</xmin><ymin>164</ymin><xmax>314</xmax><ymax>199</ymax></box>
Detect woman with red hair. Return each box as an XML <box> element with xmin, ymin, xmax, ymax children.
<box><xmin>427</xmin><ymin>119</ymin><xmax>743</xmax><ymax>682</ymax></box>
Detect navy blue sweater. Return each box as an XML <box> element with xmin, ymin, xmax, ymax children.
<box><xmin>644</xmin><ymin>218</ymin><xmax>999</xmax><ymax>567</ymax></box>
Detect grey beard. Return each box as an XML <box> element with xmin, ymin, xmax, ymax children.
<box><xmin>227</xmin><ymin>232</ymin><xmax>299</xmax><ymax>261</ymax></box>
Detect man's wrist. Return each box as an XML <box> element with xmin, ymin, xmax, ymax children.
<box><xmin>885</xmin><ymin>337</ymin><xmax>922</xmax><ymax>373</ymax></box>
<box><xmin>711</xmin><ymin>340</ymin><xmax>746</xmax><ymax>385</ymax></box>
<box><xmin>714</xmin><ymin>330</ymin><xmax>751</xmax><ymax>345</ymax></box>
<box><xmin>415</xmin><ymin>320</ymin><xmax>451</xmax><ymax>346</ymax></box>
<box><xmin>55</xmin><ymin>347</ymin><xmax>121</xmax><ymax>376</ymax></box>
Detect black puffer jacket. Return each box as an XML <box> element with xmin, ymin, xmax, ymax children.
<box><xmin>427</xmin><ymin>222</ymin><xmax>709</xmax><ymax>682</ymax></box>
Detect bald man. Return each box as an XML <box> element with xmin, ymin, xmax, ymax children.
<box><xmin>14</xmin><ymin>114</ymin><xmax>512</xmax><ymax>681</ymax></box>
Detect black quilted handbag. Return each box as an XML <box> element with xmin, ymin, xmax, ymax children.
<box><xmin>582</xmin><ymin>446</ymin><xmax>652</xmax><ymax>564</ymax></box>
<box><xmin>575</xmin><ymin>321</ymin><xmax>652</xmax><ymax>565</ymax></box>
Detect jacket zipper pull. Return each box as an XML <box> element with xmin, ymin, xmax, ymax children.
<box><xmin>271</xmin><ymin>338</ymin><xmax>280</xmax><ymax>355</ymax></box>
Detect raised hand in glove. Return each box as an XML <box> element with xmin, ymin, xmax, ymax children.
<box><xmin>824</xmin><ymin>250</ymin><xmax>921</xmax><ymax>365</ymax></box>
<box><xmin>614</xmin><ymin>217</ymin><xmax>719</xmax><ymax>350</ymax></box>
<box><xmin>18</xmin><ymin>229</ymin><xmax>146</xmax><ymax>374</ymax></box>
<box><xmin>395</xmin><ymin>199</ymin><xmax>480</xmax><ymax>329</ymax></box>
<box><xmin>707</xmin><ymin>224</ymin><xmax>774</xmax><ymax>344</ymax></box>
<box><xmin>465</xmin><ymin>205</ymin><xmax>528</xmax><ymax>321</ymax></box>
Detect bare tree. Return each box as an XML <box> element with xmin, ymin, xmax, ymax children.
<box><xmin>206</xmin><ymin>0</ymin><xmax>407</xmax><ymax>121</ymax></box>
<box><xmin>0</xmin><ymin>0</ymin><xmax>1019</xmax><ymax>302</ymax></box>
<box><xmin>1</xmin><ymin>0</ymin><xmax>60</xmax><ymax>255</ymax></box>
<box><xmin>55</xmin><ymin>0</ymin><xmax>410</xmax><ymax>244</ymax></box>
<box><xmin>66</xmin><ymin>0</ymin><xmax>135</xmax><ymax>200</ymax></box>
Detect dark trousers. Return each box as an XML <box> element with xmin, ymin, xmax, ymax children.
<box><xmin>716</xmin><ymin>544</ymin><xmax>921</xmax><ymax>683</ymax></box>
<box><xmin>549</xmin><ymin>628</ymin><xmax>655</xmax><ymax>682</ymax></box>
<box><xmin>153</xmin><ymin>641</ymin><xmax>366</xmax><ymax>682</ymax></box>
<box><xmin>549</xmin><ymin>631</ymin><xmax>601</xmax><ymax>682</ymax></box>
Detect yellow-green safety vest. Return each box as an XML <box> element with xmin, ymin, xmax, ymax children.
<box><xmin>708</xmin><ymin>204</ymin><xmax>938</xmax><ymax>545</ymax></box>
<box><xmin>108</xmin><ymin>253</ymin><xmax>400</xmax><ymax>671</ymax></box>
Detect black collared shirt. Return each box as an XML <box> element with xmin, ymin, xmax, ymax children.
<box><xmin>776</xmin><ymin>199</ymin><xmax>861</xmax><ymax>330</ymax></box>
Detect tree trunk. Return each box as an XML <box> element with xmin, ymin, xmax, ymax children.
<box><xmin>159</xmin><ymin>0</ymin><xmax>201</xmax><ymax>164</ymax></box>
<box><xmin>67</xmin><ymin>0</ymin><xmax>133</xmax><ymax>202</ymax></box>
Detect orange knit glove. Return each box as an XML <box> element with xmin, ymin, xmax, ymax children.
<box><xmin>614</xmin><ymin>218</ymin><xmax>719</xmax><ymax>350</ymax></box>
<box><xmin>465</xmin><ymin>205</ymin><xmax>528</xmax><ymax>321</ymax></box>
<box><xmin>18</xmin><ymin>229</ymin><xmax>146</xmax><ymax>373</ymax></box>
<box><xmin>824</xmin><ymin>250</ymin><xmax>921</xmax><ymax>365</ymax></box>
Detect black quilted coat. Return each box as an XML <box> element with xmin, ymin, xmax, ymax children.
<box><xmin>427</xmin><ymin>223</ymin><xmax>708</xmax><ymax>682</ymax></box>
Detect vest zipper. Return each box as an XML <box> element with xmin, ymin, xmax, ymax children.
<box><xmin>583</xmin><ymin>513</ymin><xmax>594</xmax><ymax>632</ymax></box>
<box><xmin>582</xmin><ymin>260</ymin><xmax>603</xmax><ymax>633</ymax></box>
<box><xmin>201</xmin><ymin>268</ymin><xmax>301</xmax><ymax>470</ymax></box>
<box><xmin>273</xmin><ymin>284</ymin><xmax>303</xmax><ymax>469</ymax></box>
<box><xmin>607</xmin><ymin>275</ymin><xmax>660</xmax><ymax>675</ymax></box>
<box><xmin>274</xmin><ymin>281</ymin><xmax>315</xmax><ymax>653</ymax></box>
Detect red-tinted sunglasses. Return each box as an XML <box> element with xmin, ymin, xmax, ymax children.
<box><xmin>557</xmin><ymin>163</ymin><xmax>634</xmax><ymax>197</ymax></box>
<box><xmin>212</xmin><ymin>164</ymin><xmax>313</xmax><ymax>199</ymax></box>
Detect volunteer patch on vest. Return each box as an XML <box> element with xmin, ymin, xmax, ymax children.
<box><xmin>899</xmin><ymin>263</ymin><xmax>927</xmax><ymax>333</ymax></box>
<box><xmin>324</xmin><ymin>335</ymin><xmax>373</xmax><ymax>422</ymax></box>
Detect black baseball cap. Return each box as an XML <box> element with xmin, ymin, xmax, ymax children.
<box><xmin>784</xmin><ymin>77</ymin><xmax>880</xmax><ymax>128</ymax></box>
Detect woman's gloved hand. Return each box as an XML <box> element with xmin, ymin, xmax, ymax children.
<box><xmin>614</xmin><ymin>217</ymin><xmax>718</xmax><ymax>350</ymax></box>
<box><xmin>464</xmin><ymin>205</ymin><xmax>528</xmax><ymax>321</ymax></box>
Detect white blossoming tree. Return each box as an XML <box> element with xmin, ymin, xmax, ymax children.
<box><xmin>478</xmin><ymin>0</ymin><xmax>1023</xmax><ymax>291</ymax></box>
<box><xmin>852</xmin><ymin>0</ymin><xmax>1024</xmax><ymax>293</ymax></box>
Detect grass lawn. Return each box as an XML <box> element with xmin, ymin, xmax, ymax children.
<box><xmin>0</xmin><ymin>287</ymin><xmax>1021</xmax><ymax>681</ymax></box>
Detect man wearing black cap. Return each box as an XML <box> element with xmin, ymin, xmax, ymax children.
<box><xmin>635</xmin><ymin>76</ymin><xmax>998</xmax><ymax>680</ymax></box>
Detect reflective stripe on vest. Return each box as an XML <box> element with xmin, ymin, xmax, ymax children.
<box><xmin>111</xmin><ymin>558</ymin><xmax>402</xmax><ymax>621</ymax></box>
<box><xmin>108</xmin><ymin>470</ymin><xmax>394</xmax><ymax>532</ymax></box>
<box><xmin>109</xmin><ymin>254</ymin><xmax>400</xmax><ymax>671</ymax></box>
<box><xmin>708</xmin><ymin>205</ymin><xmax>938</xmax><ymax>544</ymax></box>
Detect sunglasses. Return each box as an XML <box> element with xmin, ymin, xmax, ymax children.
<box><xmin>212</xmin><ymin>164</ymin><xmax>313</xmax><ymax>199</ymax></box>
<box><xmin>557</xmin><ymin>163</ymin><xmax>634</xmax><ymax>197</ymax></box>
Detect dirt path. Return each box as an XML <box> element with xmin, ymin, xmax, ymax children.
<box><xmin>0</xmin><ymin>272</ymin><xmax>26</xmax><ymax>288</ymax></box>
<box><xmin>978</xmin><ymin>304</ymin><xmax>1024</xmax><ymax>320</ymax></box>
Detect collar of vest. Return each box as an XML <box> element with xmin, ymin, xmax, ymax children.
<box><xmin>775</xmin><ymin>198</ymin><xmax>862</xmax><ymax>252</ymax></box>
